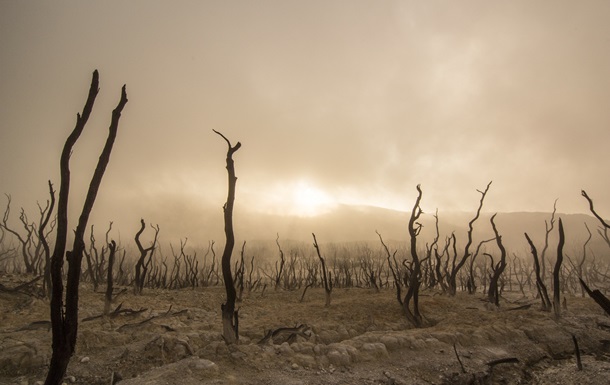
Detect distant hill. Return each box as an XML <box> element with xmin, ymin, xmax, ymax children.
<box><xmin>116</xmin><ymin>199</ymin><xmax>609</xmax><ymax>260</ymax></box>
<box><xmin>234</xmin><ymin>205</ymin><xmax>609</xmax><ymax>259</ymax></box>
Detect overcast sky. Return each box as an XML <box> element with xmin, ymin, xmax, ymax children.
<box><xmin>1</xmin><ymin>1</ymin><xmax>609</xmax><ymax>241</ymax></box>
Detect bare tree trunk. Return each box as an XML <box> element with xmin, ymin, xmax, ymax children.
<box><xmin>553</xmin><ymin>218</ymin><xmax>565</xmax><ymax>319</ymax></box>
<box><xmin>214</xmin><ymin>130</ymin><xmax>241</xmax><ymax>345</ymax></box>
<box><xmin>377</xmin><ymin>231</ymin><xmax>402</xmax><ymax>305</ymax></box>
<box><xmin>540</xmin><ymin>200</ymin><xmax>557</xmax><ymax>285</ymax></box>
<box><xmin>45</xmin><ymin>70</ymin><xmax>127</xmax><ymax>385</ymax></box>
<box><xmin>133</xmin><ymin>219</ymin><xmax>159</xmax><ymax>294</ymax></box>
<box><xmin>524</xmin><ymin>232</ymin><xmax>552</xmax><ymax>311</ymax></box>
<box><xmin>487</xmin><ymin>214</ymin><xmax>506</xmax><ymax>307</ymax></box>
<box><xmin>403</xmin><ymin>184</ymin><xmax>424</xmax><ymax>327</ymax></box>
<box><xmin>312</xmin><ymin>233</ymin><xmax>332</xmax><ymax>307</ymax></box>
<box><xmin>104</xmin><ymin>240</ymin><xmax>117</xmax><ymax>316</ymax></box>
<box><xmin>274</xmin><ymin>233</ymin><xmax>285</xmax><ymax>290</ymax></box>
<box><xmin>40</xmin><ymin>181</ymin><xmax>56</xmax><ymax>298</ymax></box>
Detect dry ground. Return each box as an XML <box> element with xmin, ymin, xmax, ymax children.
<box><xmin>1</xmin><ymin>275</ymin><xmax>610</xmax><ymax>385</ymax></box>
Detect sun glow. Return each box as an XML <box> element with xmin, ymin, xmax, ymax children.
<box><xmin>251</xmin><ymin>179</ymin><xmax>337</xmax><ymax>217</ymax></box>
<box><xmin>291</xmin><ymin>180</ymin><xmax>336</xmax><ymax>216</ymax></box>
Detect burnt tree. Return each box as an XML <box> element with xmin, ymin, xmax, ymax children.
<box><xmin>104</xmin><ymin>240</ymin><xmax>117</xmax><ymax>316</ymax></box>
<box><xmin>214</xmin><ymin>130</ymin><xmax>241</xmax><ymax>345</ymax></box>
<box><xmin>40</xmin><ymin>181</ymin><xmax>56</xmax><ymax>298</ymax></box>
<box><xmin>524</xmin><ymin>232</ymin><xmax>552</xmax><ymax>311</ymax></box>
<box><xmin>540</xmin><ymin>200</ymin><xmax>558</xmax><ymax>283</ymax></box>
<box><xmin>467</xmin><ymin>237</ymin><xmax>496</xmax><ymax>295</ymax></box>
<box><xmin>312</xmin><ymin>233</ymin><xmax>333</xmax><ymax>307</ymax></box>
<box><xmin>45</xmin><ymin>70</ymin><xmax>127</xmax><ymax>385</ymax></box>
<box><xmin>582</xmin><ymin>190</ymin><xmax>610</xmax><ymax>247</ymax></box>
<box><xmin>133</xmin><ymin>219</ymin><xmax>160</xmax><ymax>295</ymax></box>
<box><xmin>447</xmin><ymin>181</ymin><xmax>492</xmax><ymax>295</ymax></box>
<box><xmin>377</xmin><ymin>230</ymin><xmax>402</xmax><ymax>305</ymax></box>
<box><xmin>553</xmin><ymin>218</ymin><xmax>565</xmax><ymax>318</ymax></box>
<box><xmin>274</xmin><ymin>233</ymin><xmax>286</xmax><ymax>290</ymax></box>
<box><xmin>487</xmin><ymin>214</ymin><xmax>506</xmax><ymax>307</ymax></box>
<box><xmin>404</xmin><ymin>184</ymin><xmax>425</xmax><ymax>327</ymax></box>
<box><xmin>579</xmin><ymin>190</ymin><xmax>610</xmax><ymax>314</ymax></box>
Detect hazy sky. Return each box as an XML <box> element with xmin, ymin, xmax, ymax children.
<box><xmin>1</xmin><ymin>1</ymin><xmax>609</xmax><ymax>242</ymax></box>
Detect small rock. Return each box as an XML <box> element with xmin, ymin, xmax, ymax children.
<box><xmin>291</xmin><ymin>363</ymin><xmax>299</xmax><ymax>370</ymax></box>
<box><xmin>65</xmin><ymin>376</ymin><xmax>76</xmax><ymax>383</ymax></box>
<box><xmin>80</xmin><ymin>356</ymin><xmax>90</xmax><ymax>363</ymax></box>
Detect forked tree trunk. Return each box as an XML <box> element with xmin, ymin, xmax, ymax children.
<box><xmin>45</xmin><ymin>71</ymin><xmax>127</xmax><ymax>385</ymax></box>
<box><xmin>133</xmin><ymin>219</ymin><xmax>159</xmax><ymax>295</ymax></box>
<box><xmin>214</xmin><ymin>130</ymin><xmax>241</xmax><ymax>345</ymax></box>
<box><xmin>447</xmin><ymin>182</ymin><xmax>492</xmax><ymax>295</ymax></box>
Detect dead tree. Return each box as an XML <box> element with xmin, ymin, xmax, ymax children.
<box><xmin>540</xmin><ymin>200</ymin><xmax>558</xmax><ymax>283</ymax></box>
<box><xmin>312</xmin><ymin>233</ymin><xmax>332</xmax><ymax>306</ymax></box>
<box><xmin>83</xmin><ymin>225</ymin><xmax>100</xmax><ymax>291</ymax></box>
<box><xmin>377</xmin><ymin>230</ymin><xmax>401</xmax><ymax>304</ymax></box>
<box><xmin>553</xmin><ymin>218</ymin><xmax>565</xmax><ymax>318</ymax></box>
<box><xmin>1</xmin><ymin>195</ymin><xmax>36</xmax><ymax>274</ymax></box>
<box><xmin>133</xmin><ymin>219</ymin><xmax>160</xmax><ymax>294</ymax></box>
<box><xmin>425</xmin><ymin>210</ymin><xmax>441</xmax><ymax>289</ymax></box>
<box><xmin>201</xmin><ymin>240</ymin><xmax>218</xmax><ymax>286</ymax></box>
<box><xmin>235</xmin><ymin>241</ymin><xmax>246</xmax><ymax>301</ymax></box>
<box><xmin>274</xmin><ymin>233</ymin><xmax>286</xmax><ymax>290</ymax></box>
<box><xmin>582</xmin><ymin>190</ymin><xmax>610</xmax><ymax>247</ymax></box>
<box><xmin>104</xmin><ymin>240</ymin><xmax>117</xmax><ymax>316</ymax></box>
<box><xmin>214</xmin><ymin>130</ymin><xmax>241</xmax><ymax>345</ymax></box>
<box><xmin>487</xmin><ymin>214</ymin><xmax>506</xmax><ymax>307</ymax></box>
<box><xmin>447</xmin><ymin>181</ymin><xmax>492</xmax><ymax>295</ymax></box>
<box><xmin>403</xmin><ymin>184</ymin><xmax>424</xmax><ymax>327</ymax></box>
<box><xmin>571</xmin><ymin>222</ymin><xmax>592</xmax><ymax>297</ymax></box>
<box><xmin>45</xmin><ymin>70</ymin><xmax>127</xmax><ymax>385</ymax></box>
<box><xmin>83</xmin><ymin>222</ymin><xmax>113</xmax><ymax>291</ymax></box>
<box><xmin>40</xmin><ymin>181</ymin><xmax>56</xmax><ymax>298</ymax></box>
<box><xmin>578</xmin><ymin>190</ymin><xmax>610</xmax><ymax>314</ymax></box>
<box><xmin>467</xmin><ymin>237</ymin><xmax>496</xmax><ymax>294</ymax></box>
<box><xmin>524</xmin><ymin>232</ymin><xmax>552</xmax><ymax>311</ymax></box>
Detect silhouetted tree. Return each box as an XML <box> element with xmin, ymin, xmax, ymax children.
<box><xmin>540</xmin><ymin>200</ymin><xmax>558</xmax><ymax>283</ymax></box>
<box><xmin>214</xmin><ymin>130</ymin><xmax>241</xmax><ymax>345</ymax></box>
<box><xmin>447</xmin><ymin>182</ymin><xmax>492</xmax><ymax>295</ymax></box>
<box><xmin>404</xmin><ymin>184</ymin><xmax>425</xmax><ymax>327</ymax></box>
<box><xmin>487</xmin><ymin>214</ymin><xmax>506</xmax><ymax>307</ymax></box>
<box><xmin>524</xmin><ymin>232</ymin><xmax>552</xmax><ymax>311</ymax></box>
<box><xmin>40</xmin><ymin>181</ymin><xmax>56</xmax><ymax>298</ymax></box>
<box><xmin>133</xmin><ymin>219</ymin><xmax>160</xmax><ymax>295</ymax></box>
<box><xmin>312</xmin><ymin>233</ymin><xmax>332</xmax><ymax>306</ymax></box>
<box><xmin>45</xmin><ymin>70</ymin><xmax>127</xmax><ymax>385</ymax></box>
<box><xmin>104</xmin><ymin>240</ymin><xmax>117</xmax><ymax>316</ymax></box>
<box><xmin>582</xmin><ymin>190</ymin><xmax>610</xmax><ymax>248</ymax></box>
<box><xmin>274</xmin><ymin>233</ymin><xmax>285</xmax><ymax>290</ymax></box>
<box><xmin>553</xmin><ymin>218</ymin><xmax>565</xmax><ymax>318</ymax></box>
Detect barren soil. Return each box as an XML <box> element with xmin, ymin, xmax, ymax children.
<box><xmin>1</xmin><ymin>276</ymin><xmax>610</xmax><ymax>385</ymax></box>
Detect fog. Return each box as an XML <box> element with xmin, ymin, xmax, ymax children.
<box><xmin>1</xmin><ymin>1</ymin><xmax>609</xmax><ymax>245</ymax></box>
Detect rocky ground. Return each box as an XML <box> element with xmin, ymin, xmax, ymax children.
<box><xmin>1</xmin><ymin>275</ymin><xmax>610</xmax><ymax>385</ymax></box>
